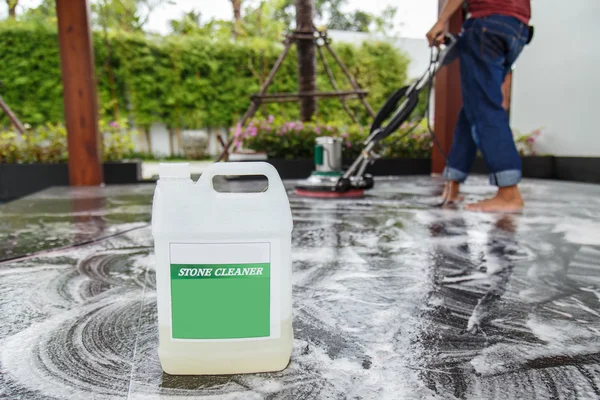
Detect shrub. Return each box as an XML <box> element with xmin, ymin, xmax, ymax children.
<box><xmin>514</xmin><ymin>127</ymin><xmax>542</xmax><ymax>156</ymax></box>
<box><xmin>237</xmin><ymin>116</ymin><xmax>434</xmax><ymax>159</ymax></box>
<box><xmin>100</xmin><ymin>119</ymin><xmax>137</xmax><ymax>162</ymax></box>
<box><xmin>378</xmin><ymin>120</ymin><xmax>433</xmax><ymax>158</ymax></box>
<box><xmin>0</xmin><ymin>123</ymin><xmax>67</xmax><ymax>163</ymax></box>
<box><xmin>0</xmin><ymin>121</ymin><xmax>136</xmax><ymax>164</ymax></box>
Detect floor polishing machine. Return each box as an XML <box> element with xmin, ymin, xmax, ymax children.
<box><xmin>295</xmin><ymin>33</ymin><xmax>459</xmax><ymax>199</ymax></box>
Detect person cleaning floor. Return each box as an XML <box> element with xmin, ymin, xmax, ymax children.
<box><xmin>426</xmin><ymin>0</ymin><xmax>531</xmax><ymax>212</ymax></box>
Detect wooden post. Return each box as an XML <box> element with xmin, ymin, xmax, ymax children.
<box><xmin>432</xmin><ymin>1</ymin><xmax>464</xmax><ymax>174</ymax></box>
<box><xmin>295</xmin><ymin>0</ymin><xmax>317</xmax><ymax>121</ymax></box>
<box><xmin>56</xmin><ymin>0</ymin><xmax>103</xmax><ymax>186</ymax></box>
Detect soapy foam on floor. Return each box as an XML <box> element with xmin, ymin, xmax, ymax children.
<box><xmin>554</xmin><ymin>221</ymin><xmax>600</xmax><ymax>246</ymax></box>
<box><xmin>0</xmin><ymin>232</ymin><xmax>151</xmax><ymax>399</ymax></box>
<box><xmin>2</xmin><ymin>177</ymin><xmax>600</xmax><ymax>399</ymax></box>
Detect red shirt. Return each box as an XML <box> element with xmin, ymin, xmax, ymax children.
<box><xmin>468</xmin><ymin>0</ymin><xmax>531</xmax><ymax>25</ymax></box>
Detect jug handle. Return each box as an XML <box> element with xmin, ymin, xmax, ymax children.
<box><xmin>196</xmin><ymin>161</ymin><xmax>286</xmax><ymax>195</ymax></box>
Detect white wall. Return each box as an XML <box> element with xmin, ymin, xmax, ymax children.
<box><xmin>511</xmin><ymin>0</ymin><xmax>600</xmax><ymax>156</ymax></box>
<box><xmin>328</xmin><ymin>30</ymin><xmax>431</xmax><ymax>79</ymax></box>
<box><xmin>142</xmin><ymin>124</ymin><xmax>226</xmax><ymax>157</ymax></box>
<box><xmin>149</xmin><ymin>123</ymin><xmax>171</xmax><ymax>157</ymax></box>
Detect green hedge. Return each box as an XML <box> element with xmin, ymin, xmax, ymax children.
<box><xmin>0</xmin><ymin>22</ymin><xmax>410</xmax><ymax>129</ymax></box>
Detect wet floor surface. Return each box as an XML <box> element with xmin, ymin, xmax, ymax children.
<box><xmin>1</xmin><ymin>176</ymin><xmax>600</xmax><ymax>399</ymax></box>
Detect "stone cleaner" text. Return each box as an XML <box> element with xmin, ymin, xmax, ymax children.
<box><xmin>177</xmin><ymin>267</ymin><xmax>264</xmax><ymax>277</ymax></box>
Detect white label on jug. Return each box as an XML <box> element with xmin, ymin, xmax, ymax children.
<box><xmin>168</xmin><ymin>242</ymin><xmax>280</xmax><ymax>342</ymax></box>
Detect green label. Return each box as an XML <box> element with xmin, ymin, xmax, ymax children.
<box><xmin>170</xmin><ymin>263</ymin><xmax>270</xmax><ymax>340</ymax></box>
<box><xmin>314</xmin><ymin>144</ymin><xmax>324</xmax><ymax>165</ymax></box>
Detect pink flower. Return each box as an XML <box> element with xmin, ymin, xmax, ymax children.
<box><xmin>109</xmin><ymin>121</ymin><xmax>119</xmax><ymax>128</ymax></box>
<box><xmin>268</xmin><ymin>115</ymin><xmax>275</xmax><ymax>124</ymax></box>
<box><xmin>233</xmin><ymin>123</ymin><xmax>242</xmax><ymax>138</ymax></box>
<box><xmin>233</xmin><ymin>140</ymin><xmax>240</xmax><ymax>149</ymax></box>
<box><xmin>526</xmin><ymin>137</ymin><xmax>535</xmax><ymax>144</ymax></box>
<box><xmin>346</xmin><ymin>140</ymin><xmax>351</xmax><ymax>148</ymax></box>
<box><xmin>341</xmin><ymin>132</ymin><xmax>349</xmax><ymax>138</ymax></box>
<box><xmin>326</xmin><ymin>126</ymin><xmax>333</xmax><ymax>132</ymax></box>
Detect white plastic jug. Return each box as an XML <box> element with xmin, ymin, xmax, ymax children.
<box><xmin>151</xmin><ymin>162</ymin><xmax>294</xmax><ymax>375</ymax></box>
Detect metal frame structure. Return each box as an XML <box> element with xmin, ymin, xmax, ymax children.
<box><xmin>216</xmin><ymin>28</ymin><xmax>375</xmax><ymax>162</ymax></box>
<box><xmin>0</xmin><ymin>92</ymin><xmax>26</xmax><ymax>135</ymax></box>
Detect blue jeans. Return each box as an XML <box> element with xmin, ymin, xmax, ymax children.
<box><xmin>443</xmin><ymin>15</ymin><xmax>529</xmax><ymax>187</ymax></box>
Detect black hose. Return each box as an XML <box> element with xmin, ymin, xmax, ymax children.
<box><xmin>370</xmin><ymin>46</ymin><xmax>453</xmax><ymax>207</ymax></box>
<box><xmin>370</xmin><ymin>86</ymin><xmax>409</xmax><ymax>133</ymax></box>
<box><xmin>425</xmin><ymin>47</ymin><xmax>451</xmax><ymax>207</ymax></box>
<box><xmin>426</xmin><ymin>47</ymin><xmax>449</xmax><ymax>166</ymax></box>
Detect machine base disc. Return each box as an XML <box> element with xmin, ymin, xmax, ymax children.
<box><xmin>294</xmin><ymin>171</ymin><xmax>367</xmax><ymax>199</ymax></box>
<box><xmin>295</xmin><ymin>188</ymin><xmax>365</xmax><ymax>199</ymax></box>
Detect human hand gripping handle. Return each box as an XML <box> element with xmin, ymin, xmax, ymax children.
<box><xmin>426</xmin><ymin>0</ymin><xmax>465</xmax><ymax>47</ymax></box>
<box><xmin>426</xmin><ymin>21</ymin><xmax>446</xmax><ymax>47</ymax></box>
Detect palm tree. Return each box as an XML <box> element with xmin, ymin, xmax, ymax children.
<box><xmin>295</xmin><ymin>0</ymin><xmax>316</xmax><ymax>121</ymax></box>
<box><xmin>231</xmin><ymin>0</ymin><xmax>242</xmax><ymax>38</ymax></box>
<box><xmin>6</xmin><ymin>0</ymin><xmax>18</xmax><ymax>19</ymax></box>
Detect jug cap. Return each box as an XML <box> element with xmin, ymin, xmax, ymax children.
<box><xmin>159</xmin><ymin>163</ymin><xmax>190</xmax><ymax>179</ymax></box>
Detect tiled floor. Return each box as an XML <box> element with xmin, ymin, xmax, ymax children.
<box><xmin>1</xmin><ymin>176</ymin><xmax>600</xmax><ymax>399</ymax></box>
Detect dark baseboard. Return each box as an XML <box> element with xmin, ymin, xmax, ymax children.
<box><xmin>362</xmin><ymin>158</ymin><xmax>432</xmax><ymax>176</ymax></box>
<box><xmin>0</xmin><ymin>162</ymin><xmax>142</xmax><ymax>202</ymax></box>
<box><xmin>265</xmin><ymin>156</ymin><xmax>600</xmax><ymax>184</ymax></box>
<box><xmin>0</xmin><ymin>163</ymin><xmax>69</xmax><ymax>202</ymax></box>
<box><xmin>471</xmin><ymin>156</ymin><xmax>556</xmax><ymax>180</ymax></box>
<box><xmin>554</xmin><ymin>157</ymin><xmax>600</xmax><ymax>183</ymax></box>
<box><xmin>103</xmin><ymin>161</ymin><xmax>142</xmax><ymax>184</ymax></box>
<box><xmin>263</xmin><ymin>158</ymin><xmax>432</xmax><ymax>180</ymax></box>
<box><xmin>265</xmin><ymin>159</ymin><xmax>315</xmax><ymax>180</ymax></box>
<box><xmin>2</xmin><ymin>156</ymin><xmax>598</xmax><ymax>202</ymax></box>
<box><xmin>471</xmin><ymin>156</ymin><xmax>600</xmax><ymax>183</ymax></box>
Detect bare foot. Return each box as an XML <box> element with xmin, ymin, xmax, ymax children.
<box><xmin>442</xmin><ymin>181</ymin><xmax>464</xmax><ymax>203</ymax></box>
<box><xmin>465</xmin><ymin>186</ymin><xmax>524</xmax><ymax>213</ymax></box>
